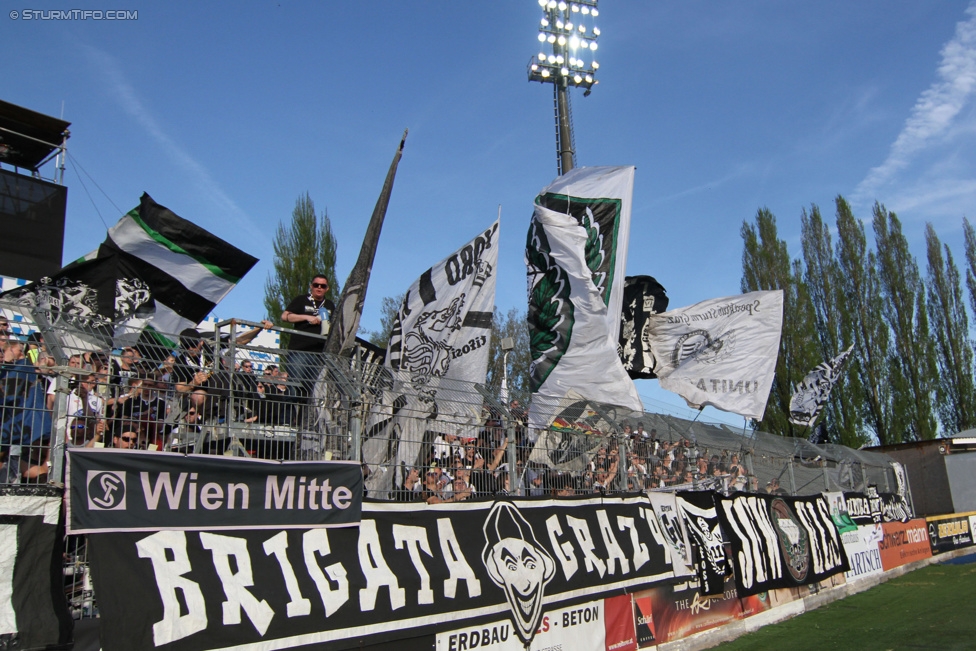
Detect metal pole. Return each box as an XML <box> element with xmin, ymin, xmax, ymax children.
<box><xmin>556</xmin><ymin>83</ymin><xmax>575</xmax><ymax>174</ymax></box>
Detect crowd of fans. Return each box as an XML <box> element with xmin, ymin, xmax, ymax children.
<box><xmin>389</xmin><ymin>399</ymin><xmax>768</xmax><ymax>504</ymax></box>
<box><xmin>0</xmin><ymin>317</ymin><xmax>307</xmax><ymax>483</ymax></box>
<box><xmin>3</xmin><ymin>315</ymin><xmax>782</xmax><ymax>498</ymax></box>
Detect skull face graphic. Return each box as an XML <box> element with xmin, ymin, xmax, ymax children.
<box><xmin>482</xmin><ymin>502</ymin><xmax>555</xmax><ymax>644</ymax></box>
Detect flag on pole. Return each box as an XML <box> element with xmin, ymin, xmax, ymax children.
<box><xmin>789</xmin><ymin>344</ymin><xmax>855</xmax><ymax>427</ymax></box>
<box><xmin>526</xmin><ymin>166</ymin><xmax>642</xmax><ymax>433</ymax></box>
<box><xmin>325</xmin><ymin>131</ymin><xmax>407</xmax><ymax>357</ymax></box>
<box><xmin>362</xmin><ymin>219</ymin><xmax>499</xmax><ymax>494</ymax></box>
<box><xmin>619</xmin><ymin>274</ymin><xmax>669</xmax><ymax>380</ymax></box>
<box><xmin>0</xmin><ymin>253</ymin><xmax>155</xmax><ymax>350</ymax></box>
<box><xmin>645</xmin><ymin>290</ymin><xmax>784</xmax><ymax>420</ymax></box>
<box><xmin>99</xmin><ymin>193</ymin><xmax>258</xmax><ymax>343</ymax></box>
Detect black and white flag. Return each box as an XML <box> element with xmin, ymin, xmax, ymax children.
<box><xmin>789</xmin><ymin>345</ymin><xmax>855</xmax><ymax>427</ymax></box>
<box><xmin>362</xmin><ymin>220</ymin><xmax>499</xmax><ymax>494</ymax></box>
<box><xmin>0</xmin><ymin>253</ymin><xmax>154</xmax><ymax>350</ymax></box>
<box><xmin>99</xmin><ymin>193</ymin><xmax>258</xmax><ymax>343</ymax></box>
<box><xmin>618</xmin><ymin>275</ymin><xmax>669</xmax><ymax>380</ymax></box>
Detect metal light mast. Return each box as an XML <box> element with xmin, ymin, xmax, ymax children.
<box><xmin>527</xmin><ymin>0</ymin><xmax>601</xmax><ymax>175</ymax></box>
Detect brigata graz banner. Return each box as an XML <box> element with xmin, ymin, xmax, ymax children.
<box><xmin>86</xmin><ymin>495</ymin><xmax>679</xmax><ymax>651</ymax></box>
<box><xmin>713</xmin><ymin>492</ymin><xmax>849</xmax><ymax>597</ymax></box>
<box><xmin>66</xmin><ymin>449</ymin><xmax>363</xmax><ymax>533</ymax></box>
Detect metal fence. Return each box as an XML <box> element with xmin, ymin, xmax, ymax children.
<box><xmin>0</xmin><ymin>300</ymin><xmax>907</xmax><ymax>619</ymax></box>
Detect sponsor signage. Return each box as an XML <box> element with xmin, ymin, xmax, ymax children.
<box><xmin>434</xmin><ymin>595</ymin><xmax>636</xmax><ymax>651</ymax></box>
<box><xmin>714</xmin><ymin>493</ymin><xmax>849</xmax><ymax>597</ymax></box>
<box><xmin>86</xmin><ymin>496</ymin><xmax>676</xmax><ymax>651</ymax></box>
<box><xmin>878</xmin><ymin>519</ymin><xmax>932</xmax><ymax>570</ymax></box>
<box><xmin>840</xmin><ymin>524</ymin><xmax>884</xmax><ymax>583</ymax></box>
<box><xmin>925</xmin><ymin>512</ymin><xmax>976</xmax><ymax>555</ymax></box>
<box><xmin>66</xmin><ymin>449</ymin><xmax>363</xmax><ymax>533</ymax></box>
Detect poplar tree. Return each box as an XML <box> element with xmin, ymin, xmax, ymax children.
<box><xmin>485</xmin><ymin>307</ymin><xmax>531</xmax><ymax>403</ymax></box>
<box><xmin>872</xmin><ymin>204</ymin><xmax>937</xmax><ymax>441</ymax></box>
<box><xmin>962</xmin><ymin>217</ymin><xmax>976</xmax><ymax>331</ymax></box>
<box><xmin>925</xmin><ymin>223</ymin><xmax>976</xmax><ymax>433</ymax></box>
<box><xmin>834</xmin><ymin>197</ymin><xmax>889</xmax><ymax>446</ymax></box>
<box><xmin>263</xmin><ymin>193</ymin><xmax>340</xmax><ymax>332</ymax></box>
<box><xmin>800</xmin><ymin>204</ymin><xmax>863</xmax><ymax>444</ymax></box>
<box><xmin>740</xmin><ymin>208</ymin><xmax>819</xmax><ymax>437</ymax></box>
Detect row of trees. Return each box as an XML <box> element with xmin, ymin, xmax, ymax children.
<box><xmin>741</xmin><ymin>196</ymin><xmax>976</xmax><ymax>447</ymax></box>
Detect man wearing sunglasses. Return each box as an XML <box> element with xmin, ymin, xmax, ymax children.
<box><xmin>281</xmin><ymin>274</ymin><xmax>335</xmax><ymax>391</ymax></box>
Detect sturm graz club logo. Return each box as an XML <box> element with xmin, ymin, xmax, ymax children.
<box><xmin>482</xmin><ymin>502</ymin><xmax>555</xmax><ymax>644</ymax></box>
<box><xmin>86</xmin><ymin>470</ymin><xmax>127</xmax><ymax>510</ymax></box>
<box><xmin>769</xmin><ymin>498</ymin><xmax>809</xmax><ymax>583</ymax></box>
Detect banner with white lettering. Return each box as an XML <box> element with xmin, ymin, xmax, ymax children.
<box><xmin>0</xmin><ymin>485</ymin><xmax>73</xmax><ymax>649</ymax></box>
<box><xmin>86</xmin><ymin>495</ymin><xmax>677</xmax><ymax>651</ymax></box>
<box><xmin>713</xmin><ymin>493</ymin><xmax>849</xmax><ymax>597</ymax></box>
<box><xmin>842</xmin><ymin>488</ymin><xmax>913</xmax><ymax>526</ymax></box>
<box><xmin>878</xmin><ymin>519</ymin><xmax>931</xmax><ymax>570</ymax></box>
<box><xmin>66</xmin><ymin>449</ymin><xmax>363</xmax><ymax>533</ymax></box>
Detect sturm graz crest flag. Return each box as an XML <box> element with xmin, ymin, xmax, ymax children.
<box><xmin>618</xmin><ymin>275</ymin><xmax>669</xmax><ymax>380</ymax></box>
<box><xmin>789</xmin><ymin>345</ymin><xmax>855</xmax><ymax>427</ymax></box>
<box><xmin>526</xmin><ymin>166</ymin><xmax>642</xmax><ymax>434</ymax></box>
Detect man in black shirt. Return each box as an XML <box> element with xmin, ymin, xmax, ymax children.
<box><xmin>281</xmin><ymin>274</ymin><xmax>335</xmax><ymax>391</ymax></box>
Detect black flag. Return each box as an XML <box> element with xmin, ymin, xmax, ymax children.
<box><xmin>324</xmin><ymin>131</ymin><xmax>407</xmax><ymax>357</ymax></box>
<box><xmin>618</xmin><ymin>275</ymin><xmax>669</xmax><ymax>379</ymax></box>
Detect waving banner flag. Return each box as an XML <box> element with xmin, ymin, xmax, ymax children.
<box><xmin>789</xmin><ymin>344</ymin><xmax>855</xmax><ymax>427</ymax></box>
<box><xmin>99</xmin><ymin>193</ymin><xmax>258</xmax><ymax>343</ymax></box>
<box><xmin>362</xmin><ymin>220</ymin><xmax>499</xmax><ymax>495</ymax></box>
<box><xmin>619</xmin><ymin>274</ymin><xmax>669</xmax><ymax>380</ymax></box>
<box><xmin>526</xmin><ymin>166</ymin><xmax>642</xmax><ymax>433</ymax></box>
<box><xmin>646</xmin><ymin>291</ymin><xmax>783</xmax><ymax>420</ymax></box>
<box><xmin>0</xmin><ymin>254</ymin><xmax>155</xmax><ymax>351</ymax></box>
<box><xmin>325</xmin><ymin>131</ymin><xmax>407</xmax><ymax>357</ymax></box>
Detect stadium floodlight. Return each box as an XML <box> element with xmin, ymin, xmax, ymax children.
<box><xmin>527</xmin><ymin>0</ymin><xmax>601</xmax><ymax>174</ymax></box>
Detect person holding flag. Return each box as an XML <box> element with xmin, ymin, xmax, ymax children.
<box><xmin>281</xmin><ymin>274</ymin><xmax>335</xmax><ymax>392</ymax></box>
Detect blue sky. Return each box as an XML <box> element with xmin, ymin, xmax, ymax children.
<box><xmin>6</xmin><ymin>1</ymin><xmax>976</xmax><ymax>426</ymax></box>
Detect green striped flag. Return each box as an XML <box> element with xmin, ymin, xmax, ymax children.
<box><xmin>100</xmin><ymin>193</ymin><xmax>258</xmax><ymax>344</ymax></box>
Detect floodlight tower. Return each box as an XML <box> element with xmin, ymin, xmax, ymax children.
<box><xmin>528</xmin><ymin>0</ymin><xmax>601</xmax><ymax>175</ymax></box>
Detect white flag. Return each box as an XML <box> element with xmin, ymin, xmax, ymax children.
<box><xmin>526</xmin><ymin>167</ymin><xmax>642</xmax><ymax>432</ymax></box>
<box><xmin>646</xmin><ymin>290</ymin><xmax>783</xmax><ymax>420</ymax></box>
<box><xmin>362</xmin><ymin>220</ymin><xmax>499</xmax><ymax>492</ymax></box>
<box><xmin>789</xmin><ymin>344</ymin><xmax>854</xmax><ymax>427</ymax></box>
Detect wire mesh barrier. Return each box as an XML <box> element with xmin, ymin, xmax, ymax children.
<box><xmin>0</xmin><ymin>300</ymin><xmax>907</xmax><ymax>623</ymax></box>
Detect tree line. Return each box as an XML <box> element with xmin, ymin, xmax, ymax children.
<box><xmin>741</xmin><ymin>196</ymin><xmax>976</xmax><ymax>447</ymax></box>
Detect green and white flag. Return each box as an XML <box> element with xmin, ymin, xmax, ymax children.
<box><xmin>100</xmin><ymin>193</ymin><xmax>258</xmax><ymax>344</ymax></box>
<box><xmin>526</xmin><ymin>166</ymin><xmax>642</xmax><ymax>432</ymax></box>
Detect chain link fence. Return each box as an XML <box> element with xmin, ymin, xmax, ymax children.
<box><xmin>0</xmin><ymin>300</ymin><xmax>906</xmax><ymax>620</ymax></box>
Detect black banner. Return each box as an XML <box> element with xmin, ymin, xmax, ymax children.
<box><xmin>843</xmin><ymin>488</ymin><xmax>913</xmax><ymax>526</ymax></box>
<box><xmin>926</xmin><ymin>513</ymin><xmax>975</xmax><ymax>555</ymax></box>
<box><xmin>87</xmin><ymin>495</ymin><xmax>678</xmax><ymax>651</ymax></box>
<box><xmin>0</xmin><ymin>485</ymin><xmax>73</xmax><ymax>648</ymax></box>
<box><xmin>675</xmin><ymin>491</ymin><xmax>727</xmax><ymax>596</ymax></box>
<box><xmin>67</xmin><ymin>449</ymin><xmax>363</xmax><ymax>533</ymax></box>
<box><xmin>714</xmin><ymin>492</ymin><xmax>849</xmax><ymax>597</ymax></box>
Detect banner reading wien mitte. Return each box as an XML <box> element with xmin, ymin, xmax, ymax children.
<box><xmin>66</xmin><ymin>449</ymin><xmax>362</xmax><ymax>534</ymax></box>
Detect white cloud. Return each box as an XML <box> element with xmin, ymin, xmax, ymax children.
<box><xmin>855</xmin><ymin>3</ymin><xmax>976</xmax><ymax>201</ymax></box>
